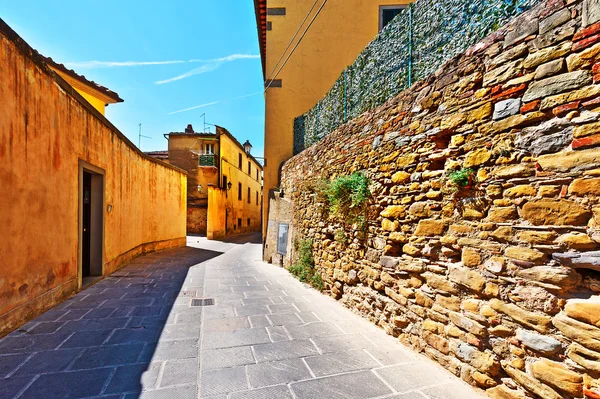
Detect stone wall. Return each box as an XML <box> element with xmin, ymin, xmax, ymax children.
<box><xmin>280</xmin><ymin>0</ymin><xmax>600</xmax><ymax>397</ymax></box>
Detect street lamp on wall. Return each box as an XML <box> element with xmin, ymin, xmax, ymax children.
<box><xmin>243</xmin><ymin>140</ymin><xmax>252</xmax><ymax>155</ymax></box>
<box><xmin>227</xmin><ymin>181</ymin><xmax>232</xmax><ymax>191</ymax></box>
<box><xmin>197</xmin><ymin>184</ymin><xmax>203</xmax><ymax>193</ymax></box>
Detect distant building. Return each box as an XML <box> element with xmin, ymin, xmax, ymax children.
<box><xmin>43</xmin><ymin>57</ymin><xmax>124</xmax><ymax>115</ymax></box>
<box><xmin>254</xmin><ymin>0</ymin><xmax>412</xmax><ymax>235</ymax></box>
<box><xmin>149</xmin><ymin>124</ymin><xmax>263</xmax><ymax>238</ymax></box>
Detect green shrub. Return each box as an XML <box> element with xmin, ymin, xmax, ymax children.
<box><xmin>325</xmin><ymin>173</ymin><xmax>371</xmax><ymax>229</ymax></box>
<box><xmin>289</xmin><ymin>239</ymin><xmax>324</xmax><ymax>291</ymax></box>
<box><xmin>448</xmin><ymin>168</ymin><xmax>476</xmax><ymax>189</ymax></box>
<box><xmin>327</xmin><ymin>173</ymin><xmax>371</xmax><ymax>213</ymax></box>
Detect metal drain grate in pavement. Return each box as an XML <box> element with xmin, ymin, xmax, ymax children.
<box><xmin>191</xmin><ymin>298</ymin><xmax>215</xmax><ymax>307</ymax></box>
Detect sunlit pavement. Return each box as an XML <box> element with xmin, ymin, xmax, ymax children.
<box><xmin>0</xmin><ymin>234</ymin><xmax>485</xmax><ymax>398</ymax></box>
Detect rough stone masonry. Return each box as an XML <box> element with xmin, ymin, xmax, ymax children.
<box><xmin>278</xmin><ymin>0</ymin><xmax>600</xmax><ymax>397</ymax></box>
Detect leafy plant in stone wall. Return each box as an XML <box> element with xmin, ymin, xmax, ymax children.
<box><xmin>289</xmin><ymin>239</ymin><xmax>324</xmax><ymax>291</ymax></box>
<box><xmin>326</xmin><ymin>172</ymin><xmax>372</xmax><ymax>231</ymax></box>
<box><xmin>447</xmin><ymin>168</ymin><xmax>477</xmax><ymax>191</ymax></box>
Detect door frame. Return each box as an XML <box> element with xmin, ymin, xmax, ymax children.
<box><xmin>78</xmin><ymin>160</ymin><xmax>106</xmax><ymax>290</ymax></box>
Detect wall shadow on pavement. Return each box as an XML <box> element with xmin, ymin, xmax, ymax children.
<box><xmin>0</xmin><ymin>245</ymin><xmax>222</xmax><ymax>399</ymax></box>
<box><xmin>222</xmin><ymin>232</ymin><xmax>263</xmax><ymax>245</ymax></box>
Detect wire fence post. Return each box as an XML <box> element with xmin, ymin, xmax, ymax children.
<box><xmin>343</xmin><ymin>69</ymin><xmax>348</xmax><ymax>123</ymax></box>
<box><xmin>408</xmin><ymin>3</ymin><xmax>414</xmax><ymax>88</ymax></box>
<box><xmin>315</xmin><ymin>102</ymin><xmax>321</xmax><ymax>142</ymax></box>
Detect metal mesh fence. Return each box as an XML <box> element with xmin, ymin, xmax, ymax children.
<box><xmin>293</xmin><ymin>0</ymin><xmax>542</xmax><ymax>154</ymax></box>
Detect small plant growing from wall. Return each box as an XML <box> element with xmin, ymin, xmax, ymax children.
<box><xmin>326</xmin><ymin>172</ymin><xmax>371</xmax><ymax>231</ymax></box>
<box><xmin>289</xmin><ymin>239</ymin><xmax>324</xmax><ymax>291</ymax></box>
<box><xmin>447</xmin><ymin>168</ymin><xmax>477</xmax><ymax>191</ymax></box>
<box><xmin>334</xmin><ymin>229</ymin><xmax>348</xmax><ymax>245</ymax></box>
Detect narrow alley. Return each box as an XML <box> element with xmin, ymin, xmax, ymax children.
<box><xmin>0</xmin><ymin>235</ymin><xmax>484</xmax><ymax>399</ymax></box>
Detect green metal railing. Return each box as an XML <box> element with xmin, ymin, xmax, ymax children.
<box><xmin>198</xmin><ymin>154</ymin><xmax>216</xmax><ymax>167</ymax></box>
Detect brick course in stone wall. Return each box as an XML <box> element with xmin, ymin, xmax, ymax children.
<box><xmin>280</xmin><ymin>0</ymin><xmax>600</xmax><ymax>397</ymax></box>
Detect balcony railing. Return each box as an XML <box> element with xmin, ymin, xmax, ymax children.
<box><xmin>198</xmin><ymin>154</ymin><xmax>216</xmax><ymax>167</ymax></box>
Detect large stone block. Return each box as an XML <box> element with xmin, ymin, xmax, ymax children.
<box><xmin>523</xmin><ymin>41</ymin><xmax>571</xmax><ymax>69</ymax></box>
<box><xmin>528</xmin><ymin>359</ymin><xmax>583</xmax><ymax>397</ymax></box>
<box><xmin>537</xmin><ymin>148</ymin><xmax>600</xmax><ymax>172</ymax></box>
<box><xmin>504</xmin><ymin>15</ymin><xmax>539</xmax><ymax>47</ymax></box>
<box><xmin>583</xmin><ymin>0</ymin><xmax>600</xmax><ymax>27</ymax></box>
<box><xmin>448</xmin><ymin>265</ymin><xmax>486</xmax><ymax>293</ymax></box>
<box><xmin>520</xmin><ymin>199</ymin><xmax>591</xmax><ymax>226</ymax></box>
<box><xmin>553</xmin><ymin>313</ymin><xmax>600</xmax><ymax>351</ymax></box>
<box><xmin>516</xmin><ymin>329</ymin><xmax>562</xmax><ymax>355</ymax></box>
<box><xmin>522</xmin><ymin>70</ymin><xmax>593</xmax><ymax>102</ymax></box>
<box><xmin>414</xmin><ymin>219</ymin><xmax>446</xmax><ymax>236</ymax></box>
<box><xmin>502</xmin><ymin>363</ymin><xmax>563</xmax><ymax>399</ymax></box>
<box><xmin>489</xmin><ymin>299</ymin><xmax>552</xmax><ymax>333</ymax></box>
<box><xmin>564</xmin><ymin>297</ymin><xmax>600</xmax><ymax>327</ymax></box>
<box><xmin>567</xmin><ymin>42</ymin><xmax>600</xmax><ymax>71</ymax></box>
<box><xmin>493</xmin><ymin>98</ymin><xmax>521</xmax><ymax>120</ymax></box>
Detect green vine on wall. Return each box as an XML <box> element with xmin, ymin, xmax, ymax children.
<box><xmin>289</xmin><ymin>239</ymin><xmax>324</xmax><ymax>291</ymax></box>
<box><xmin>326</xmin><ymin>173</ymin><xmax>372</xmax><ymax>231</ymax></box>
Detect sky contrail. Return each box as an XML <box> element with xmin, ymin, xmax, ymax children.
<box><xmin>166</xmin><ymin>92</ymin><xmax>262</xmax><ymax>115</ymax></box>
<box><xmin>155</xmin><ymin>54</ymin><xmax>260</xmax><ymax>85</ymax></box>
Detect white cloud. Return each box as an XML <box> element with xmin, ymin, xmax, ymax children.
<box><xmin>155</xmin><ymin>54</ymin><xmax>260</xmax><ymax>85</ymax></box>
<box><xmin>64</xmin><ymin>60</ymin><xmax>186</xmax><ymax>69</ymax></box>
<box><xmin>167</xmin><ymin>101</ymin><xmax>220</xmax><ymax>115</ymax></box>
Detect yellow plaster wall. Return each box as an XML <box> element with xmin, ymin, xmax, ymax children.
<box><xmin>262</xmin><ymin>0</ymin><xmax>412</xmax><ymax>233</ymax></box>
<box><xmin>0</xmin><ymin>31</ymin><xmax>187</xmax><ymax>336</ymax></box>
<box><xmin>218</xmin><ymin>131</ymin><xmax>263</xmax><ymax>235</ymax></box>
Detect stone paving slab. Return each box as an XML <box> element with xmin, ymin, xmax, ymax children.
<box><xmin>0</xmin><ymin>234</ymin><xmax>486</xmax><ymax>398</ymax></box>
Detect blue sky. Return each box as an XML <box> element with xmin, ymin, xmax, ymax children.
<box><xmin>1</xmin><ymin>0</ymin><xmax>265</xmax><ymax>156</ymax></box>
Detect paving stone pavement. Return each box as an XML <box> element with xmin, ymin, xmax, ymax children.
<box><xmin>0</xmin><ymin>234</ymin><xmax>486</xmax><ymax>399</ymax></box>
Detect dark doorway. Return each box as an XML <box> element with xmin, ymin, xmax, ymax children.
<box><xmin>80</xmin><ymin>165</ymin><xmax>104</xmax><ymax>288</ymax></box>
<box><xmin>82</xmin><ymin>172</ymin><xmax>92</xmax><ymax>278</ymax></box>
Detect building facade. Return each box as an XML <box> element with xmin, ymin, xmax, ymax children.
<box><xmin>254</xmin><ymin>0</ymin><xmax>412</xmax><ymax>235</ymax></box>
<box><xmin>152</xmin><ymin>125</ymin><xmax>263</xmax><ymax>238</ymax></box>
<box><xmin>0</xmin><ymin>19</ymin><xmax>187</xmax><ymax>337</ymax></box>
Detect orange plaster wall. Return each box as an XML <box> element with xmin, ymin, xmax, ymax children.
<box><xmin>0</xmin><ymin>25</ymin><xmax>187</xmax><ymax>335</ymax></box>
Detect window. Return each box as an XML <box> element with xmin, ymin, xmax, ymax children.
<box><xmin>238</xmin><ymin>218</ymin><xmax>242</xmax><ymax>227</ymax></box>
<box><xmin>248</xmin><ymin>187</ymin><xmax>251</xmax><ymax>203</ymax></box>
<box><xmin>248</xmin><ymin>161</ymin><xmax>251</xmax><ymax>174</ymax></box>
<box><xmin>267</xmin><ymin>7</ymin><xmax>286</xmax><ymax>15</ymax></box>
<box><xmin>256</xmin><ymin>191</ymin><xmax>259</xmax><ymax>205</ymax></box>
<box><xmin>256</xmin><ymin>170</ymin><xmax>259</xmax><ymax>180</ymax></box>
<box><xmin>222</xmin><ymin>176</ymin><xmax>228</xmax><ymax>189</ymax></box>
<box><xmin>247</xmin><ymin>218</ymin><xmax>250</xmax><ymax>226</ymax></box>
<box><xmin>238</xmin><ymin>153</ymin><xmax>243</xmax><ymax>168</ymax></box>
<box><xmin>238</xmin><ymin>183</ymin><xmax>242</xmax><ymax>200</ymax></box>
<box><xmin>204</xmin><ymin>143</ymin><xmax>215</xmax><ymax>154</ymax></box>
<box><xmin>379</xmin><ymin>5</ymin><xmax>407</xmax><ymax>31</ymax></box>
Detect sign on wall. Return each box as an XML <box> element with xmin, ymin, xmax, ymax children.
<box><xmin>277</xmin><ymin>223</ymin><xmax>289</xmax><ymax>255</ymax></box>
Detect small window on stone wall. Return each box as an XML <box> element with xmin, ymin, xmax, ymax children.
<box><xmin>247</xmin><ymin>218</ymin><xmax>250</xmax><ymax>226</ymax></box>
<box><xmin>238</xmin><ymin>218</ymin><xmax>242</xmax><ymax>227</ymax></box>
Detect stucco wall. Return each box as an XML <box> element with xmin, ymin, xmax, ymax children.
<box><xmin>0</xmin><ymin>21</ymin><xmax>187</xmax><ymax>336</ymax></box>
<box><xmin>280</xmin><ymin>0</ymin><xmax>600</xmax><ymax>397</ymax></box>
